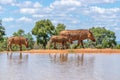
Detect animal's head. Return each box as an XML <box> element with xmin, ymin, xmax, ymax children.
<box><xmin>88</xmin><ymin>31</ymin><xmax>96</xmax><ymax>42</ymax></box>
<box><xmin>25</xmin><ymin>38</ymin><xmax>29</xmax><ymax>48</ymax></box>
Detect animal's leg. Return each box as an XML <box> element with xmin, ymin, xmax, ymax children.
<box><xmin>7</xmin><ymin>44</ymin><xmax>10</xmax><ymax>55</ymax></box>
<box><xmin>80</xmin><ymin>40</ymin><xmax>84</xmax><ymax>48</ymax></box>
<box><xmin>64</xmin><ymin>43</ymin><xmax>67</xmax><ymax>49</ymax></box>
<box><xmin>64</xmin><ymin>42</ymin><xmax>68</xmax><ymax>49</ymax></box>
<box><xmin>54</xmin><ymin>42</ymin><xmax>57</xmax><ymax>49</ymax></box>
<box><xmin>7</xmin><ymin>44</ymin><xmax>10</xmax><ymax>51</ymax></box>
<box><xmin>7</xmin><ymin>42</ymin><xmax>11</xmax><ymax>51</ymax></box>
<box><xmin>58</xmin><ymin>43</ymin><xmax>62</xmax><ymax>49</ymax></box>
<box><xmin>20</xmin><ymin>52</ymin><xmax>22</xmax><ymax>59</ymax></box>
<box><xmin>74</xmin><ymin>40</ymin><xmax>80</xmax><ymax>49</ymax></box>
<box><xmin>10</xmin><ymin>52</ymin><xmax>13</xmax><ymax>59</ymax></box>
<box><xmin>20</xmin><ymin>45</ymin><xmax>22</xmax><ymax>51</ymax></box>
<box><xmin>62</xmin><ymin>42</ymin><xmax>64</xmax><ymax>49</ymax></box>
<box><xmin>9</xmin><ymin>45</ymin><xmax>12</xmax><ymax>51</ymax></box>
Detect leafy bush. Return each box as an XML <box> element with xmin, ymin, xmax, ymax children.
<box><xmin>116</xmin><ymin>44</ymin><xmax>120</xmax><ymax>49</ymax></box>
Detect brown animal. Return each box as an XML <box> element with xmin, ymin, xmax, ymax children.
<box><xmin>7</xmin><ymin>36</ymin><xmax>29</xmax><ymax>51</ymax></box>
<box><xmin>48</xmin><ymin>35</ymin><xmax>69</xmax><ymax>49</ymax></box>
<box><xmin>60</xmin><ymin>29</ymin><xmax>95</xmax><ymax>48</ymax></box>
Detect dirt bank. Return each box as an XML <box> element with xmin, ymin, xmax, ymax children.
<box><xmin>21</xmin><ymin>48</ymin><xmax>120</xmax><ymax>54</ymax></box>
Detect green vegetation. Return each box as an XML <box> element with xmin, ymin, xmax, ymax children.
<box><xmin>13</xmin><ymin>29</ymin><xmax>25</xmax><ymax>36</ymax></box>
<box><xmin>55</xmin><ymin>23</ymin><xmax>66</xmax><ymax>35</ymax></box>
<box><xmin>32</xmin><ymin>19</ymin><xmax>66</xmax><ymax>49</ymax></box>
<box><xmin>89</xmin><ymin>27</ymin><xmax>117</xmax><ymax>48</ymax></box>
<box><xmin>24</xmin><ymin>32</ymin><xmax>34</xmax><ymax>49</ymax></box>
<box><xmin>0</xmin><ymin>19</ymin><xmax>120</xmax><ymax>51</ymax></box>
<box><xmin>32</xmin><ymin>19</ymin><xmax>55</xmax><ymax>49</ymax></box>
<box><xmin>0</xmin><ymin>37</ymin><xmax>7</xmax><ymax>51</ymax></box>
<box><xmin>0</xmin><ymin>20</ymin><xmax>6</xmax><ymax>51</ymax></box>
<box><xmin>0</xmin><ymin>20</ymin><xmax>5</xmax><ymax>41</ymax></box>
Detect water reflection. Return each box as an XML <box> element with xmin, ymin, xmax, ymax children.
<box><xmin>48</xmin><ymin>53</ymin><xmax>96</xmax><ymax>80</ymax></box>
<box><xmin>76</xmin><ymin>54</ymin><xmax>84</xmax><ymax>66</ymax></box>
<box><xmin>49</xmin><ymin>53</ymin><xmax>86</xmax><ymax>66</ymax></box>
<box><xmin>0</xmin><ymin>53</ymin><xmax>120</xmax><ymax>80</ymax></box>
<box><xmin>7</xmin><ymin>52</ymin><xmax>28</xmax><ymax>58</ymax></box>
<box><xmin>7</xmin><ymin>52</ymin><xmax>29</xmax><ymax>64</ymax></box>
<box><xmin>49</xmin><ymin>53</ymin><xmax>68</xmax><ymax>62</ymax></box>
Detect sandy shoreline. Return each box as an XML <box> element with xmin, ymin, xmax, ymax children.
<box><xmin>3</xmin><ymin>48</ymin><xmax>120</xmax><ymax>54</ymax></box>
<box><xmin>19</xmin><ymin>48</ymin><xmax>120</xmax><ymax>54</ymax></box>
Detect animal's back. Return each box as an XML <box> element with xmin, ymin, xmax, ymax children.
<box><xmin>50</xmin><ymin>35</ymin><xmax>68</xmax><ymax>43</ymax></box>
<box><xmin>8</xmin><ymin>36</ymin><xmax>26</xmax><ymax>44</ymax></box>
<box><xmin>60</xmin><ymin>29</ymin><xmax>91</xmax><ymax>40</ymax></box>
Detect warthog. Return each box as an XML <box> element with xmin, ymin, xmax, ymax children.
<box><xmin>48</xmin><ymin>35</ymin><xmax>69</xmax><ymax>49</ymax></box>
<box><xmin>60</xmin><ymin>29</ymin><xmax>96</xmax><ymax>48</ymax></box>
<box><xmin>7</xmin><ymin>36</ymin><xmax>29</xmax><ymax>51</ymax></box>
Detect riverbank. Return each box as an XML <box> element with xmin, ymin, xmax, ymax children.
<box><xmin>21</xmin><ymin>48</ymin><xmax>120</xmax><ymax>54</ymax></box>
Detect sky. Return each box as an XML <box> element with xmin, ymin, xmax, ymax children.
<box><xmin>0</xmin><ymin>0</ymin><xmax>120</xmax><ymax>41</ymax></box>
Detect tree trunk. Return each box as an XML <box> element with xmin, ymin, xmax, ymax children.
<box><xmin>43</xmin><ymin>36</ymin><xmax>47</xmax><ymax>49</ymax></box>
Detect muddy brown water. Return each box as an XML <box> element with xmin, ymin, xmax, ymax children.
<box><xmin>0</xmin><ymin>52</ymin><xmax>120</xmax><ymax>80</ymax></box>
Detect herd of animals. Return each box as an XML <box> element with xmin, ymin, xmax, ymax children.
<box><xmin>7</xmin><ymin>29</ymin><xmax>96</xmax><ymax>51</ymax></box>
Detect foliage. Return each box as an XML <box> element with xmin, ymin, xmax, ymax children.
<box><xmin>32</xmin><ymin>19</ymin><xmax>55</xmax><ymax>49</ymax></box>
<box><xmin>69</xmin><ymin>44</ymin><xmax>78</xmax><ymax>49</ymax></box>
<box><xmin>0</xmin><ymin>37</ymin><xmax>7</xmax><ymax>51</ymax></box>
<box><xmin>116</xmin><ymin>44</ymin><xmax>120</xmax><ymax>49</ymax></box>
<box><xmin>0</xmin><ymin>20</ymin><xmax>6</xmax><ymax>51</ymax></box>
<box><xmin>13</xmin><ymin>29</ymin><xmax>25</xmax><ymax>36</ymax></box>
<box><xmin>55</xmin><ymin>23</ymin><xmax>66</xmax><ymax>35</ymax></box>
<box><xmin>0</xmin><ymin>20</ymin><xmax>5</xmax><ymax>42</ymax></box>
<box><xmin>24</xmin><ymin>32</ymin><xmax>34</xmax><ymax>49</ymax></box>
<box><xmin>32</xmin><ymin>19</ymin><xmax>67</xmax><ymax>49</ymax></box>
<box><xmin>84</xmin><ymin>40</ymin><xmax>95</xmax><ymax>48</ymax></box>
<box><xmin>88</xmin><ymin>27</ymin><xmax>117</xmax><ymax>48</ymax></box>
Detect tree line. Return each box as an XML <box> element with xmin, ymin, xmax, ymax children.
<box><xmin>0</xmin><ymin>19</ymin><xmax>120</xmax><ymax>51</ymax></box>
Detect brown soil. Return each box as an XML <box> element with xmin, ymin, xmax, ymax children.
<box><xmin>21</xmin><ymin>48</ymin><xmax>120</xmax><ymax>54</ymax></box>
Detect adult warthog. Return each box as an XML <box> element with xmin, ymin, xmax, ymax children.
<box><xmin>48</xmin><ymin>35</ymin><xmax>69</xmax><ymax>49</ymax></box>
<box><xmin>60</xmin><ymin>29</ymin><xmax>96</xmax><ymax>48</ymax></box>
<box><xmin>7</xmin><ymin>36</ymin><xmax>29</xmax><ymax>51</ymax></box>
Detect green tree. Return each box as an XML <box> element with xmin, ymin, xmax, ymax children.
<box><xmin>13</xmin><ymin>29</ymin><xmax>25</xmax><ymax>36</ymax></box>
<box><xmin>32</xmin><ymin>19</ymin><xmax>55</xmax><ymax>49</ymax></box>
<box><xmin>55</xmin><ymin>23</ymin><xmax>66</xmax><ymax>35</ymax></box>
<box><xmin>0</xmin><ymin>20</ymin><xmax>6</xmax><ymax>51</ymax></box>
<box><xmin>0</xmin><ymin>37</ymin><xmax>7</xmax><ymax>51</ymax></box>
<box><xmin>0</xmin><ymin>20</ymin><xmax>5</xmax><ymax>42</ymax></box>
<box><xmin>89</xmin><ymin>27</ymin><xmax>116</xmax><ymax>48</ymax></box>
<box><xmin>24</xmin><ymin>32</ymin><xmax>34</xmax><ymax>49</ymax></box>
